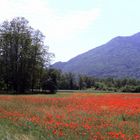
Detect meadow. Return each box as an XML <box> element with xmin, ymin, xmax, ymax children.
<box><xmin>0</xmin><ymin>93</ymin><xmax>140</xmax><ymax>140</ymax></box>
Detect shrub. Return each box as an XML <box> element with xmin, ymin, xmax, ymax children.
<box><xmin>121</xmin><ymin>85</ymin><xmax>140</xmax><ymax>93</ymax></box>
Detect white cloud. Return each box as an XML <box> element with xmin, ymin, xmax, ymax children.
<box><xmin>0</xmin><ymin>0</ymin><xmax>100</xmax><ymax>40</ymax></box>
<box><xmin>47</xmin><ymin>8</ymin><xmax>100</xmax><ymax>40</ymax></box>
<box><xmin>0</xmin><ymin>0</ymin><xmax>52</xmax><ymax>20</ymax></box>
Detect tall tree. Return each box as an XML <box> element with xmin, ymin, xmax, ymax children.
<box><xmin>0</xmin><ymin>17</ymin><xmax>52</xmax><ymax>93</ymax></box>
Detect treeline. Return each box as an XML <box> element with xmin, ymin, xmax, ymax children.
<box><xmin>46</xmin><ymin>68</ymin><xmax>140</xmax><ymax>93</ymax></box>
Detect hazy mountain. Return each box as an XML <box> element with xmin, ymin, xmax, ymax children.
<box><xmin>53</xmin><ymin>32</ymin><xmax>140</xmax><ymax>78</ymax></box>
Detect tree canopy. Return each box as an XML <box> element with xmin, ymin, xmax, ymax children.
<box><xmin>0</xmin><ymin>17</ymin><xmax>53</xmax><ymax>93</ymax></box>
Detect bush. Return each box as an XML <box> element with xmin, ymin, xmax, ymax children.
<box><xmin>94</xmin><ymin>82</ymin><xmax>107</xmax><ymax>91</ymax></box>
<box><xmin>121</xmin><ymin>85</ymin><xmax>140</xmax><ymax>93</ymax></box>
<box><xmin>134</xmin><ymin>86</ymin><xmax>140</xmax><ymax>92</ymax></box>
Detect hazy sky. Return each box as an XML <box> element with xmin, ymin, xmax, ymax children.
<box><xmin>0</xmin><ymin>0</ymin><xmax>140</xmax><ymax>63</ymax></box>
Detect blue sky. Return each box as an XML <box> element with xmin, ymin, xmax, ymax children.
<box><xmin>0</xmin><ymin>0</ymin><xmax>140</xmax><ymax>63</ymax></box>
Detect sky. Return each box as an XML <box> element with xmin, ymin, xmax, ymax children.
<box><xmin>0</xmin><ymin>0</ymin><xmax>140</xmax><ymax>63</ymax></box>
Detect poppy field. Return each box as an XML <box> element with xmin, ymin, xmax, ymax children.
<box><xmin>0</xmin><ymin>93</ymin><xmax>140</xmax><ymax>140</ymax></box>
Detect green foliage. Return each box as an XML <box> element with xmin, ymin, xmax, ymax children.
<box><xmin>94</xmin><ymin>82</ymin><xmax>107</xmax><ymax>91</ymax></box>
<box><xmin>0</xmin><ymin>17</ymin><xmax>53</xmax><ymax>93</ymax></box>
<box><xmin>55</xmin><ymin>72</ymin><xmax>140</xmax><ymax>93</ymax></box>
<box><xmin>121</xmin><ymin>85</ymin><xmax>140</xmax><ymax>93</ymax></box>
<box><xmin>41</xmin><ymin>68</ymin><xmax>61</xmax><ymax>93</ymax></box>
<box><xmin>58</xmin><ymin>72</ymin><xmax>78</xmax><ymax>90</ymax></box>
<box><xmin>135</xmin><ymin>86</ymin><xmax>140</xmax><ymax>92</ymax></box>
<box><xmin>121</xmin><ymin>85</ymin><xmax>136</xmax><ymax>92</ymax></box>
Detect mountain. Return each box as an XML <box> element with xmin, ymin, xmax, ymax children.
<box><xmin>53</xmin><ymin>32</ymin><xmax>140</xmax><ymax>78</ymax></box>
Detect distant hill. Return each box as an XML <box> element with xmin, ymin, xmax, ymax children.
<box><xmin>53</xmin><ymin>32</ymin><xmax>140</xmax><ymax>78</ymax></box>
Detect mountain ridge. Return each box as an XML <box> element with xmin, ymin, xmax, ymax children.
<box><xmin>53</xmin><ymin>32</ymin><xmax>140</xmax><ymax>78</ymax></box>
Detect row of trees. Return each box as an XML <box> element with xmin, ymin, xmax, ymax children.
<box><xmin>42</xmin><ymin>68</ymin><xmax>140</xmax><ymax>93</ymax></box>
<box><xmin>0</xmin><ymin>17</ymin><xmax>53</xmax><ymax>93</ymax></box>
